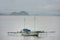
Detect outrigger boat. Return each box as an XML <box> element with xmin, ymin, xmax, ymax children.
<box><xmin>8</xmin><ymin>28</ymin><xmax>55</xmax><ymax>37</ymax></box>
<box><xmin>8</xmin><ymin>16</ymin><xmax>55</xmax><ymax>37</ymax></box>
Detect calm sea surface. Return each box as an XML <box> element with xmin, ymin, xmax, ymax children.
<box><xmin>0</xmin><ymin>16</ymin><xmax>60</xmax><ymax>40</ymax></box>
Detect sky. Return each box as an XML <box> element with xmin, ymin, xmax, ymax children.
<box><xmin>0</xmin><ymin>0</ymin><xmax>60</xmax><ymax>15</ymax></box>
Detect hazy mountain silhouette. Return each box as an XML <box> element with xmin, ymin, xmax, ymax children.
<box><xmin>0</xmin><ymin>13</ymin><xmax>6</xmax><ymax>15</ymax></box>
<box><xmin>10</xmin><ymin>11</ymin><xmax>29</xmax><ymax>15</ymax></box>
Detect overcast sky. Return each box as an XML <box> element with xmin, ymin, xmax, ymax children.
<box><xmin>0</xmin><ymin>0</ymin><xmax>60</xmax><ymax>15</ymax></box>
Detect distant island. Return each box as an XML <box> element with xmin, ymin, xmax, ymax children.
<box><xmin>10</xmin><ymin>11</ymin><xmax>29</xmax><ymax>15</ymax></box>
<box><xmin>0</xmin><ymin>11</ymin><xmax>60</xmax><ymax>16</ymax></box>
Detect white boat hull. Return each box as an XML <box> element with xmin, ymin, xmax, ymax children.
<box><xmin>22</xmin><ymin>32</ymin><xmax>38</xmax><ymax>36</ymax></box>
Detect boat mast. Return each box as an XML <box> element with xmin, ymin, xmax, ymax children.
<box><xmin>23</xmin><ymin>16</ymin><xmax>36</xmax><ymax>30</ymax></box>
<box><xmin>24</xmin><ymin>16</ymin><xmax>26</xmax><ymax>28</ymax></box>
<box><xmin>34</xmin><ymin>16</ymin><xmax>36</xmax><ymax>30</ymax></box>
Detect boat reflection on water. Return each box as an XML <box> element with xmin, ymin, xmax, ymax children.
<box><xmin>22</xmin><ymin>33</ymin><xmax>47</xmax><ymax>40</ymax></box>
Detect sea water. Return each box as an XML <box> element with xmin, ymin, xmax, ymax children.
<box><xmin>0</xmin><ymin>16</ymin><xmax>60</xmax><ymax>40</ymax></box>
